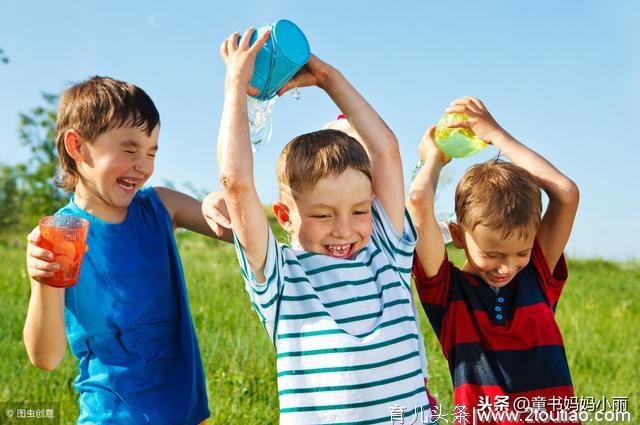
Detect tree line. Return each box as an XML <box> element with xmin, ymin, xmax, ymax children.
<box><xmin>1</xmin><ymin>94</ymin><xmax>67</xmax><ymax>229</ymax></box>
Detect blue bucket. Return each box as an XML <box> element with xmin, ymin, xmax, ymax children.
<box><xmin>247</xmin><ymin>19</ymin><xmax>310</xmax><ymax>100</ymax></box>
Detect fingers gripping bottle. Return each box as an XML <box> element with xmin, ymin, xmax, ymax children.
<box><xmin>434</xmin><ymin>113</ymin><xmax>488</xmax><ymax>158</ymax></box>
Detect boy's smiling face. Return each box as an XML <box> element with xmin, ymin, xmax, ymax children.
<box><xmin>70</xmin><ymin>123</ymin><xmax>159</xmax><ymax>220</ymax></box>
<box><xmin>450</xmin><ymin>223</ymin><xmax>535</xmax><ymax>288</ymax></box>
<box><xmin>274</xmin><ymin>168</ymin><xmax>374</xmax><ymax>259</ymax></box>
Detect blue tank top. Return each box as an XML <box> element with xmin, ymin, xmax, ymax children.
<box><xmin>57</xmin><ymin>187</ymin><xmax>209</xmax><ymax>424</ymax></box>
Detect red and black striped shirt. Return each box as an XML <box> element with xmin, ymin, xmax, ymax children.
<box><xmin>413</xmin><ymin>240</ymin><xmax>578</xmax><ymax>423</ymax></box>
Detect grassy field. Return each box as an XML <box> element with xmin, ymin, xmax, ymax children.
<box><xmin>1</xmin><ymin>226</ymin><xmax>638</xmax><ymax>423</ymax></box>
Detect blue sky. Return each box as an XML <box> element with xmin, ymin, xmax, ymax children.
<box><xmin>1</xmin><ymin>1</ymin><xmax>638</xmax><ymax>260</ymax></box>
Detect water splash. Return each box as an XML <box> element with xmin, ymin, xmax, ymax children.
<box><xmin>411</xmin><ymin>159</ymin><xmax>425</xmax><ymax>181</ymax></box>
<box><xmin>248</xmin><ymin>97</ymin><xmax>277</xmax><ymax>152</ymax></box>
<box><xmin>436</xmin><ymin>212</ymin><xmax>455</xmax><ymax>244</ymax></box>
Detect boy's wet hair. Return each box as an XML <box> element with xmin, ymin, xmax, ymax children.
<box><xmin>455</xmin><ymin>160</ymin><xmax>542</xmax><ymax>240</ymax></box>
<box><xmin>55</xmin><ymin>76</ymin><xmax>160</xmax><ymax>191</ymax></box>
<box><xmin>276</xmin><ymin>129</ymin><xmax>372</xmax><ymax>196</ymax></box>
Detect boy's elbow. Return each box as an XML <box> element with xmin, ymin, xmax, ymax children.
<box><xmin>558</xmin><ymin>179</ymin><xmax>580</xmax><ymax>206</ymax></box>
<box><xmin>407</xmin><ymin>190</ymin><xmax>434</xmax><ymax>211</ymax></box>
<box><xmin>27</xmin><ymin>351</ymin><xmax>63</xmax><ymax>372</ymax></box>
<box><xmin>219</xmin><ymin>172</ymin><xmax>253</xmax><ymax>194</ymax></box>
<box><xmin>23</xmin><ymin>331</ymin><xmax>65</xmax><ymax>372</ymax></box>
<box><xmin>32</xmin><ymin>359</ymin><xmax>60</xmax><ymax>372</ymax></box>
<box><xmin>380</xmin><ymin>140</ymin><xmax>401</xmax><ymax>161</ymax></box>
<box><xmin>367</xmin><ymin>136</ymin><xmax>400</xmax><ymax>163</ymax></box>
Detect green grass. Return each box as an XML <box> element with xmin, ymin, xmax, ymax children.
<box><xmin>1</xmin><ymin>229</ymin><xmax>638</xmax><ymax>423</ymax></box>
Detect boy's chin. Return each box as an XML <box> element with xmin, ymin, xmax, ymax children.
<box><xmin>111</xmin><ymin>189</ymin><xmax>139</xmax><ymax>208</ymax></box>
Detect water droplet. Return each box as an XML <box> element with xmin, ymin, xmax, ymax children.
<box><xmin>292</xmin><ymin>87</ymin><xmax>301</xmax><ymax>101</ymax></box>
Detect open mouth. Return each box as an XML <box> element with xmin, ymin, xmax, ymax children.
<box><xmin>116</xmin><ymin>177</ymin><xmax>140</xmax><ymax>193</ymax></box>
<box><xmin>323</xmin><ymin>243</ymin><xmax>356</xmax><ymax>259</ymax></box>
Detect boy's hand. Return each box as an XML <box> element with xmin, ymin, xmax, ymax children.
<box><xmin>26</xmin><ymin>227</ymin><xmax>58</xmax><ymax>283</ymax></box>
<box><xmin>220</xmin><ymin>28</ymin><xmax>271</xmax><ymax>98</ymax></box>
<box><xmin>277</xmin><ymin>54</ymin><xmax>334</xmax><ymax>96</ymax></box>
<box><xmin>445</xmin><ymin>97</ymin><xmax>510</xmax><ymax>145</ymax></box>
<box><xmin>419</xmin><ymin>126</ymin><xmax>451</xmax><ymax>165</ymax></box>
<box><xmin>202</xmin><ymin>192</ymin><xmax>232</xmax><ymax>238</ymax></box>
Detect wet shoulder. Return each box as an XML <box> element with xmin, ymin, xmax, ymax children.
<box><xmin>133</xmin><ymin>187</ymin><xmax>172</xmax><ymax>226</ymax></box>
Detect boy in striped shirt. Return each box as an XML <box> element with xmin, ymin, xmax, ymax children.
<box><xmin>210</xmin><ymin>28</ymin><xmax>435</xmax><ymax>424</ymax></box>
<box><xmin>408</xmin><ymin>97</ymin><xmax>580</xmax><ymax>423</ymax></box>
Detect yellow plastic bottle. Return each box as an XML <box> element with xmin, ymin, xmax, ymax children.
<box><xmin>435</xmin><ymin>113</ymin><xmax>488</xmax><ymax>158</ymax></box>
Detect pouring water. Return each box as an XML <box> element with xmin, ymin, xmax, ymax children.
<box><xmin>248</xmin><ymin>97</ymin><xmax>276</xmax><ymax>152</ymax></box>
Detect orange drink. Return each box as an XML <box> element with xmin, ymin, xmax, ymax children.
<box><xmin>38</xmin><ymin>215</ymin><xmax>89</xmax><ymax>288</ymax></box>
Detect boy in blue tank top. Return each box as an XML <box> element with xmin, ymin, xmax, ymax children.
<box><xmin>23</xmin><ymin>76</ymin><xmax>231</xmax><ymax>424</ymax></box>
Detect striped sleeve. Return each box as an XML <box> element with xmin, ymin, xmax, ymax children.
<box><xmin>530</xmin><ymin>238</ymin><xmax>568</xmax><ymax>309</ymax></box>
<box><xmin>409</xmin><ymin>286</ymin><xmax>432</xmax><ymax>387</ymax></box>
<box><xmin>412</xmin><ymin>253</ymin><xmax>452</xmax><ymax>307</ymax></box>
<box><xmin>370</xmin><ymin>197</ymin><xmax>417</xmax><ymax>270</ymax></box>
<box><xmin>413</xmin><ymin>253</ymin><xmax>455</xmax><ymax>342</ymax></box>
<box><xmin>233</xmin><ymin>226</ymin><xmax>283</xmax><ymax>346</ymax></box>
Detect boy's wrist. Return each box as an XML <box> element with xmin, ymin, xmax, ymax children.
<box><xmin>420</xmin><ymin>153</ymin><xmax>448</xmax><ymax>168</ymax></box>
<box><xmin>224</xmin><ymin>76</ymin><xmax>249</xmax><ymax>93</ymax></box>
<box><xmin>31</xmin><ymin>280</ymin><xmax>66</xmax><ymax>296</ymax></box>
<box><xmin>485</xmin><ymin>127</ymin><xmax>515</xmax><ymax>146</ymax></box>
<box><xmin>317</xmin><ymin>65</ymin><xmax>340</xmax><ymax>91</ymax></box>
<box><xmin>223</xmin><ymin>83</ymin><xmax>249</xmax><ymax>105</ymax></box>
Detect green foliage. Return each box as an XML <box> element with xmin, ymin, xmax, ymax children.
<box><xmin>1</xmin><ymin>94</ymin><xmax>67</xmax><ymax>229</ymax></box>
<box><xmin>0</xmin><ymin>165</ymin><xmax>24</xmax><ymax>228</ymax></box>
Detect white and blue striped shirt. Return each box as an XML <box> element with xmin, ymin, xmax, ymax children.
<box><xmin>234</xmin><ymin>198</ymin><xmax>433</xmax><ymax>424</ymax></box>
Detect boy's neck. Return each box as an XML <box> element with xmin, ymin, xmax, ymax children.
<box><xmin>74</xmin><ymin>182</ymin><xmax>129</xmax><ymax>224</ymax></box>
<box><xmin>461</xmin><ymin>260</ymin><xmax>474</xmax><ymax>275</ymax></box>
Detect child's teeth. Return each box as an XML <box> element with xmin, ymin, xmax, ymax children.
<box><xmin>327</xmin><ymin>244</ymin><xmax>351</xmax><ymax>256</ymax></box>
<box><xmin>118</xmin><ymin>178</ymin><xmax>136</xmax><ymax>190</ymax></box>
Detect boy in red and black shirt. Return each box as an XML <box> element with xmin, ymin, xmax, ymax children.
<box><xmin>407</xmin><ymin>97</ymin><xmax>580</xmax><ymax>424</ymax></box>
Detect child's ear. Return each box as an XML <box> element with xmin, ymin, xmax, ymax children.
<box><xmin>449</xmin><ymin>222</ymin><xmax>466</xmax><ymax>249</ymax></box>
<box><xmin>64</xmin><ymin>129</ymin><xmax>86</xmax><ymax>162</ymax></box>
<box><xmin>273</xmin><ymin>202</ymin><xmax>294</xmax><ymax>234</ymax></box>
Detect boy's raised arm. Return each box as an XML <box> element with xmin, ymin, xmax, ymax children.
<box><xmin>278</xmin><ymin>56</ymin><xmax>405</xmax><ymax>235</ymax></box>
<box><xmin>154</xmin><ymin>187</ymin><xmax>234</xmax><ymax>243</ymax></box>
<box><xmin>447</xmin><ymin>97</ymin><xmax>579</xmax><ymax>270</ymax></box>
<box><xmin>407</xmin><ymin>126</ymin><xmax>450</xmax><ymax>277</ymax></box>
<box><xmin>216</xmin><ymin>28</ymin><xmax>272</xmax><ymax>281</ymax></box>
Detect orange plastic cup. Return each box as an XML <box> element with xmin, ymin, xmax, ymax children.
<box><xmin>38</xmin><ymin>215</ymin><xmax>89</xmax><ymax>288</ymax></box>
